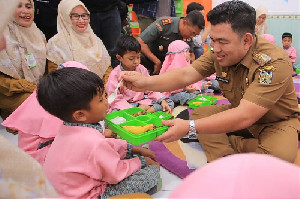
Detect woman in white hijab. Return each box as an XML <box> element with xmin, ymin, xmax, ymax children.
<box><xmin>255</xmin><ymin>6</ymin><xmax>268</xmax><ymax>35</ymax></box>
<box><xmin>46</xmin><ymin>0</ymin><xmax>111</xmax><ymax>83</ymax></box>
<box><xmin>0</xmin><ymin>0</ymin><xmax>47</xmax><ymax>121</ymax></box>
<box><xmin>0</xmin><ymin>0</ymin><xmax>58</xmax><ymax>197</ymax></box>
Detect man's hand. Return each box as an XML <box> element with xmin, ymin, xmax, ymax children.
<box><xmin>153</xmin><ymin>60</ymin><xmax>162</xmax><ymax>75</ymax></box>
<box><xmin>120</xmin><ymin>71</ymin><xmax>147</xmax><ymax>92</ymax></box>
<box><xmin>155</xmin><ymin>118</ymin><xmax>189</xmax><ymax>142</ymax></box>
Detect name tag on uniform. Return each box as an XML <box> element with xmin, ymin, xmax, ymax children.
<box><xmin>216</xmin><ymin>76</ymin><xmax>229</xmax><ymax>83</ymax></box>
<box><xmin>25</xmin><ymin>53</ymin><xmax>37</xmax><ymax>68</ymax></box>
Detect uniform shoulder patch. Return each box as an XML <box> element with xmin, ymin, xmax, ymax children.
<box><xmin>253</xmin><ymin>51</ymin><xmax>271</xmax><ymax>66</ymax></box>
<box><xmin>155</xmin><ymin>23</ymin><xmax>162</xmax><ymax>31</ymax></box>
<box><xmin>258</xmin><ymin>70</ymin><xmax>273</xmax><ymax>84</ymax></box>
<box><xmin>162</xmin><ymin>18</ymin><xmax>172</xmax><ymax>25</ymax></box>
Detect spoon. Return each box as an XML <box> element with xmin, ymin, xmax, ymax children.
<box><xmin>108</xmin><ymin>79</ymin><xmax>123</xmax><ymax>104</ymax></box>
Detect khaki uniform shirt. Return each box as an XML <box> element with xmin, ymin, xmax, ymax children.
<box><xmin>139</xmin><ymin>17</ymin><xmax>193</xmax><ymax>62</ymax></box>
<box><xmin>192</xmin><ymin>35</ymin><xmax>300</xmax><ymax>137</ymax></box>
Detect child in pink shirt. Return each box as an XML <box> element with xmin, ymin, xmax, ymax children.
<box><xmin>160</xmin><ymin>40</ymin><xmax>218</xmax><ymax>106</ymax></box>
<box><xmin>107</xmin><ymin>35</ymin><xmax>174</xmax><ymax>113</ymax></box>
<box><xmin>2</xmin><ymin>61</ymin><xmax>116</xmax><ymax>166</ymax></box>
<box><xmin>282</xmin><ymin>32</ymin><xmax>299</xmax><ymax>70</ymax></box>
<box><xmin>36</xmin><ymin>67</ymin><xmax>160</xmax><ymax>198</ymax></box>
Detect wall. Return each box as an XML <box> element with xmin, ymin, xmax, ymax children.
<box><xmin>267</xmin><ymin>15</ymin><xmax>300</xmax><ymax>62</ymax></box>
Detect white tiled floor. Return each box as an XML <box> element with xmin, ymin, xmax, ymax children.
<box><xmin>0</xmin><ymin>121</ymin><xmax>182</xmax><ymax>198</ymax></box>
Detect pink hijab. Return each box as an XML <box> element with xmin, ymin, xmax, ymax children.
<box><xmin>160</xmin><ymin>40</ymin><xmax>190</xmax><ymax>74</ymax></box>
<box><xmin>261</xmin><ymin>34</ymin><xmax>276</xmax><ymax>44</ymax></box>
<box><xmin>160</xmin><ymin>40</ymin><xmax>202</xmax><ymax>96</ymax></box>
<box><xmin>170</xmin><ymin>154</ymin><xmax>300</xmax><ymax>199</ymax></box>
<box><xmin>2</xmin><ymin>61</ymin><xmax>90</xmax><ymax>165</ymax></box>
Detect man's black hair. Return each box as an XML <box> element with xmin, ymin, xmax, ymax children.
<box><xmin>282</xmin><ymin>32</ymin><xmax>292</xmax><ymax>39</ymax></box>
<box><xmin>207</xmin><ymin>0</ymin><xmax>256</xmax><ymax>37</ymax></box>
<box><xmin>185</xmin><ymin>10</ymin><xmax>205</xmax><ymax>30</ymax></box>
<box><xmin>116</xmin><ymin>35</ymin><xmax>141</xmax><ymax>57</ymax></box>
<box><xmin>186</xmin><ymin>2</ymin><xmax>204</xmax><ymax>14</ymax></box>
<box><xmin>37</xmin><ymin>67</ymin><xmax>104</xmax><ymax>122</ymax></box>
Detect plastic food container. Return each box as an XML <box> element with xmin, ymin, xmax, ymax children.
<box><xmin>187</xmin><ymin>95</ymin><xmax>217</xmax><ymax>109</ymax></box>
<box><xmin>105</xmin><ymin>107</ymin><xmax>173</xmax><ymax>145</ymax></box>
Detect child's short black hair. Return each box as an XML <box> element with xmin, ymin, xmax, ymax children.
<box><xmin>37</xmin><ymin>67</ymin><xmax>104</xmax><ymax>122</ymax></box>
<box><xmin>282</xmin><ymin>32</ymin><xmax>292</xmax><ymax>39</ymax></box>
<box><xmin>186</xmin><ymin>2</ymin><xmax>204</xmax><ymax>14</ymax></box>
<box><xmin>116</xmin><ymin>35</ymin><xmax>141</xmax><ymax>57</ymax></box>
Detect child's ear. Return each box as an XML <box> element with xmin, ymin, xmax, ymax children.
<box><xmin>72</xmin><ymin>110</ymin><xmax>88</xmax><ymax>122</ymax></box>
<box><xmin>116</xmin><ymin>54</ymin><xmax>122</xmax><ymax>61</ymax></box>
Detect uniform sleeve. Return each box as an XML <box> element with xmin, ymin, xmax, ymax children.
<box><xmin>243</xmin><ymin>59</ymin><xmax>292</xmax><ymax>109</ymax></box>
<box><xmin>0</xmin><ymin>73</ymin><xmax>36</xmax><ymax>96</ymax></box>
<box><xmin>86</xmin><ymin>139</ymin><xmax>142</xmax><ymax>184</ymax></box>
<box><xmin>191</xmin><ymin>50</ymin><xmax>216</xmax><ymax>78</ymax></box>
<box><xmin>138</xmin><ymin>19</ymin><xmax>161</xmax><ymax>44</ymax></box>
<box><xmin>47</xmin><ymin>60</ymin><xmax>58</xmax><ymax>73</ymax></box>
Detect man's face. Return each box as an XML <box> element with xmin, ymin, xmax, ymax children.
<box><xmin>210</xmin><ymin>23</ymin><xmax>250</xmax><ymax>67</ymax></box>
<box><xmin>180</xmin><ymin>20</ymin><xmax>201</xmax><ymax>39</ymax></box>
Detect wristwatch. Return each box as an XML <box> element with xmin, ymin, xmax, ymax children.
<box><xmin>187</xmin><ymin>120</ymin><xmax>198</xmax><ymax>139</ymax></box>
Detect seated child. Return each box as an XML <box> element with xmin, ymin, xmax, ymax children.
<box><xmin>160</xmin><ymin>40</ymin><xmax>217</xmax><ymax>106</ymax></box>
<box><xmin>107</xmin><ymin>35</ymin><xmax>174</xmax><ymax>113</ymax></box>
<box><xmin>282</xmin><ymin>32</ymin><xmax>300</xmax><ymax>70</ymax></box>
<box><xmin>2</xmin><ymin>61</ymin><xmax>116</xmax><ymax>166</ymax></box>
<box><xmin>37</xmin><ymin>67</ymin><xmax>160</xmax><ymax>198</ymax></box>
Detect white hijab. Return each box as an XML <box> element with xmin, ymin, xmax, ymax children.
<box><xmin>255</xmin><ymin>6</ymin><xmax>268</xmax><ymax>35</ymax></box>
<box><xmin>46</xmin><ymin>0</ymin><xmax>111</xmax><ymax>78</ymax></box>
<box><xmin>0</xmin><ymin>0</ymin><xmax>46</xmax><ymax>83</ymax></box>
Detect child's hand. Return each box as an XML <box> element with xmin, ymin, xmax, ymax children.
<box><xmin>133</xmin><ymin>147</ymin><xmax>157</xmax><ymax>161</ymax></box>
<box><xmin>204</xmin><ymin>81</ymin><xmax>212</xmax><ymax>90</ymax></box>
<box><xmin>185</xmin><ymin>86</ymin><xmax>196</xmax><ymax>93</ymax></box>
<box><xmin>145</xmin><ymin>157</ymin><xmax>160</xmax><ymax>169</ymax></box>
<box><xmin>104</xmin><ymin>129</ymin><xmax>117</xmax><ymax>138</ymax></box>
<box><xmin>161</xmin><ymin>100</ymin><xmax>172</xmax><ymax>114</ymax></box>
<box><xmin>139</xmin><ymin>104</ymin><xmax>151</xmax><ymax>111</ymax></box>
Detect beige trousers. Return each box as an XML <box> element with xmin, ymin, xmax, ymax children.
<box><xmin>190</xmin><ymin>104</ymin><xmax>299</xmax><ymax>163</ymax></box>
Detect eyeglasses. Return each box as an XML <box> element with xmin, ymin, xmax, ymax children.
<box><xmin>70</xmin><ymin>13</ymin><xmax>90</xmax><ymax>20</ymax></box>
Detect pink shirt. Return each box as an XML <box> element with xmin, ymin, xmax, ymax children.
<box><xmin>44</xmin><ymin>125</ymin><xmax>141</xmax><ymax>198</ymax></box>
<box><xmin>283</xmin><ymin>46</ymin><xmax>297</xmax><ymax>63</ymax></box>
<box><xmin>107</xmin><ymin>64</ymin><xmax>165</xmax><ymax>112</ymax></box>
<box><xmin>2</xmin><ymin>91</ymin><xmax>62</xmax><ymax>165</ymax></box>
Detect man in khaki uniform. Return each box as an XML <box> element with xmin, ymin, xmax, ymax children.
<box><xmin>121</xmin><ymin>0</ymin><xmax>300</xmax><ymax>163</ymax></box>
<box><xmin>137</xmin><ymin>10</ymin><xmax>204</xmax><ymax>75</ymax></box>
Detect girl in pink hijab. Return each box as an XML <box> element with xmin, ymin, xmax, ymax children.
<box><xmin>160</xmin><ymin>40</ymin><xmax>212</xmax><ymax>105</ymax></box>
<box><xmin>2</xmin><ymin>61</ymin><xmax>116</xmax><ymax>165</ymax></box>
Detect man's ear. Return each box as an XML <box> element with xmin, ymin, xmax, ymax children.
<box><xmin>243</xmin><ymin>33</ymin><xmax>253</xmax><ymax>50</ymax></box>
<box><xmin>72</xmin><ymin>110</ymin><xmax>88</xmax><ymax>122</ymax></box>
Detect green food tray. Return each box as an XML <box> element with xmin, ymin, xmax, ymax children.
<box><xmin>187</xmin><ymin>95</ymin><xmax>217</xmax><ymax>109</ymax></box>
<box><xmin>105</xmin><ymin>107</ymin><xmax>173</xmax><ymax>145</ymax></box>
